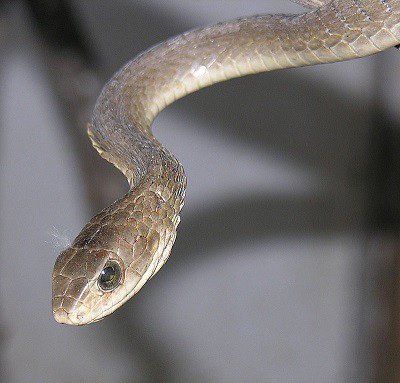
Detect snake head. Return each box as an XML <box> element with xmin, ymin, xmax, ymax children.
<box><xmin>52</xmin><ymin>190</ymin><xmax>180</xmax><ymax>325</ymax></box>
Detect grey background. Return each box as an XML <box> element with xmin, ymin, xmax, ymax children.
<box><xmin>1</xmin><ymin>1</ymin><xmax>399</xmax><ymax>382</ymax></box>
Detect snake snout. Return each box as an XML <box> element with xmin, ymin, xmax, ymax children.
<box><xmin>53</xmin><ymin>306</ymin><xmax>89</xmax><ymax>325</ymax></box>
<box><xmin>52</xmin><ymin>290</ymin><xmax>93</xmax><ymax>325</ymax></box>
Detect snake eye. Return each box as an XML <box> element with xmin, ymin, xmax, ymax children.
<box><xmin>98</xmin><ymin>261</ymin><xmax>122</xmax><ymax>292</ymax></box>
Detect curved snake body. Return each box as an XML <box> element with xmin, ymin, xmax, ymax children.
<box><xmin>52</xmin><ymin>0</ymin><xmax>400</xmax><ymax>325</ymax></box>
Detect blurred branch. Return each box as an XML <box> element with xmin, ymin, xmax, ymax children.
<box><xmin>25</xmin><ymin>0</ymin><xmax>126</xmax><ymax>213</ymax></box>
<box><xmin>367</xmin><ymin>52</ymin><xmax>400</xmax><ymax>383</ymax></box>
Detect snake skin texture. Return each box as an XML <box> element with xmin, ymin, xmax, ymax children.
<box><xmin>53</xmin><ymin>0</ymin><xmax>400</xmax><ymax>324</ymax></box>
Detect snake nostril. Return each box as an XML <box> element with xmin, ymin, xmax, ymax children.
<box><xmin>53</xmin><ymin>308</ymin><xmax>72</xmax><ymax>325</ymax></box>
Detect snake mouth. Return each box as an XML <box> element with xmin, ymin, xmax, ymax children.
<box><xmin>53</xmin><ymin>307</ymin><xmax>89</xmax><ymax>325</ymax></box>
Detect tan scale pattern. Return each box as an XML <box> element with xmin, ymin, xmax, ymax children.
<box><xmin>53</xmin><ymin>0</ymin><xmax>400</xmax><ymax>324</ymax></box>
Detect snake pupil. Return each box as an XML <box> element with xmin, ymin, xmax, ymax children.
<box><xmin>101</xmin><ymin>266</ymin><xmax>115</xmax><ymax>282</ymax></box>
<box><xmin>98</xmin><ymin>261</ymin><xmax>121</xmax><ymax>291</ymax></box>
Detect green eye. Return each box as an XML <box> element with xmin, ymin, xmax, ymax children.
<box><xmin>98</xmin><ymin>261</ymin><xmax>121</xmax><ymax>291</ymax></box>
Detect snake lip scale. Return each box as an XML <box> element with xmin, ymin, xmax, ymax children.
<box><xmin>52</xmin><ymin>0</ymin><xmax>400</xmax><ymax>325</ymax></box>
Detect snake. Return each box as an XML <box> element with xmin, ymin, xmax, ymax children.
<box><xmin>52</xmin><ymin>0</ymin><xmax>400</xmax><ymax>325</ymax></box>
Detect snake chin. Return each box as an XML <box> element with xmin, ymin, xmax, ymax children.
<box><xmin>53</xmin><ymin>306</ymin><xmax>92</xmax><ymax>326</ymax></box>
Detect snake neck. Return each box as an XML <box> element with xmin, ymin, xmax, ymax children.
<box><xmin>139</xmin><ymin>149</ymin><xmax>187</xmax><ymax>216</ymax></box>
<box><xmin>122</xmin><ymin>141</ymin><xmax>187</xmax><ymax>220</ymax></box>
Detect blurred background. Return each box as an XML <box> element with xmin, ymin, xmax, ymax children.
<box><xmin>1</xmin><ymin>0</ymin><xmax>400</xmax><ymax>382</ymax></box>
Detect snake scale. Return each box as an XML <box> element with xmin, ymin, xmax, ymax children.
<box><xmin>52</xmin><ymin>0</ymin><xmax>400</xmax><ymax>325</ymax></box>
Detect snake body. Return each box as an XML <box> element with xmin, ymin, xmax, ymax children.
<box><xmin>52</xmin><ymin>0</ymin><xmax>400</xmax><ymax>325</ymax></box>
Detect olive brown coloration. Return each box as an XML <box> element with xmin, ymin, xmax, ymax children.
<box><xmin>52</xmin><ymin>0</ymin><xmax>400</xmax><ymax>324</ymax></box>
